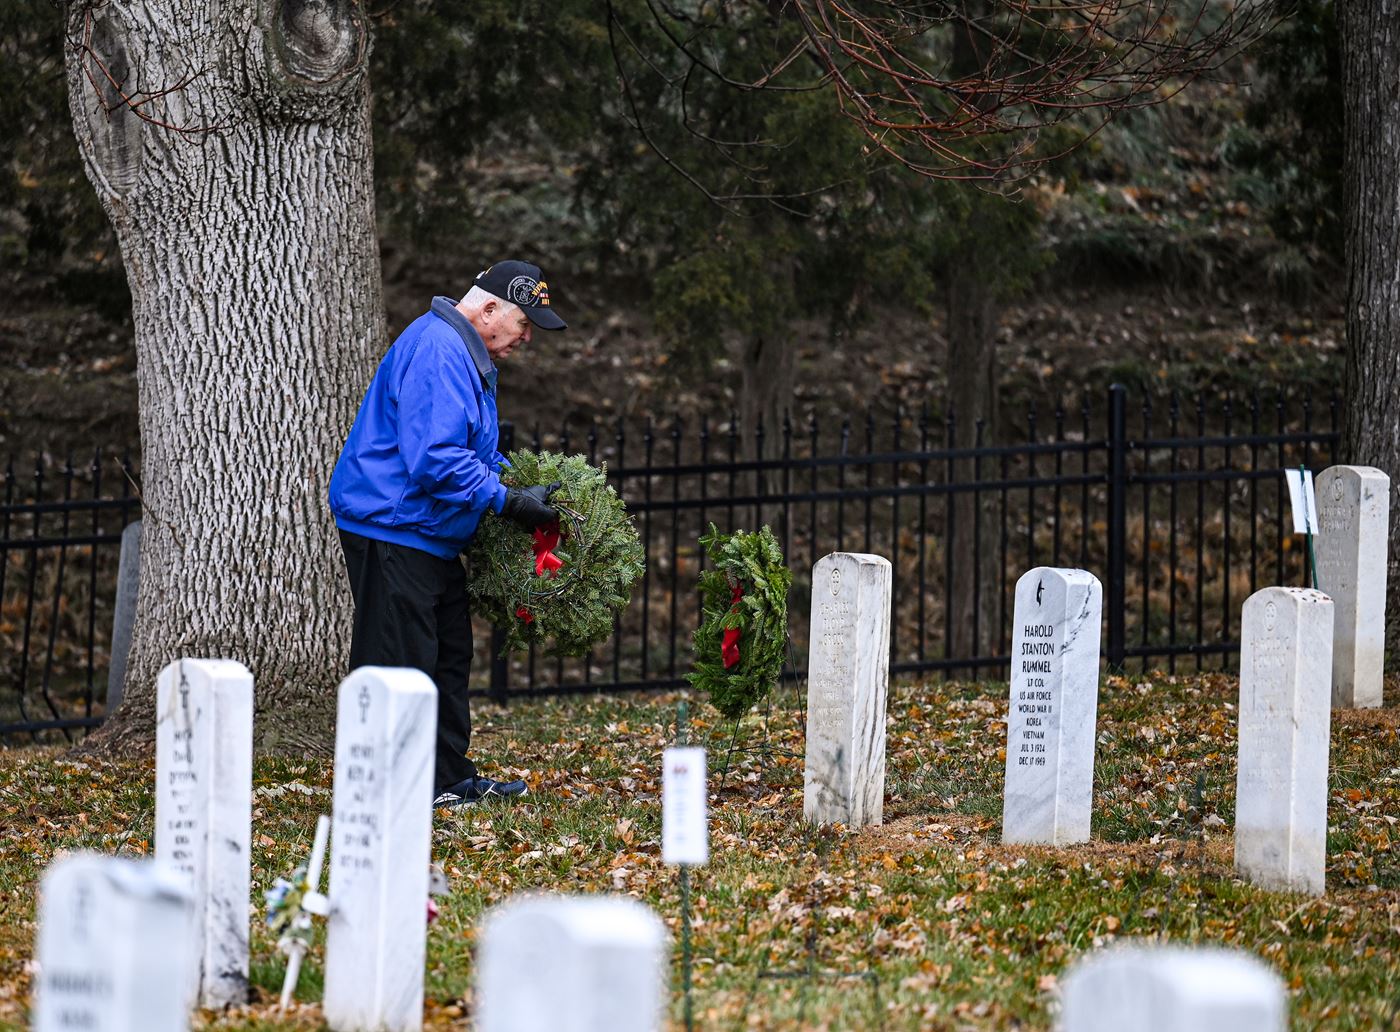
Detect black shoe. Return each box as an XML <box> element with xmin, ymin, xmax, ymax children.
<box><xmin>433</xmin><ymin>776</ymin><xmax>529</xmax><ymax>809</ymax></box>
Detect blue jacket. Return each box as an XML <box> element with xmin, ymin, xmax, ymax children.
<box><xmin>330</xmin><ymin>297</ymin><xmax>509</xmax><ymax>559</ymax></box>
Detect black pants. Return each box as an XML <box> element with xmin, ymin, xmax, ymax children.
<box><xmin>338</xmin><ymin>529</ymin><xmax>478</xmax><ymax>794</ymax></box>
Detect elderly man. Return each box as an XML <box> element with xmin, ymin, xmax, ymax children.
<box><xmin>329</xmin><ymin>260</ymin><xmax>566</xmax><ymax>807</ymax></box>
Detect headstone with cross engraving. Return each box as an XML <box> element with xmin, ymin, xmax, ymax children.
<box><xmin>154</xmin><ymin>658</ymin><xmax>253</xmax><ymax>1009</ymax></box>
<box><xmin>1314</xmin><ymin>465</ymin><xmax>1389</xmax><ymax>709</ymax></box>
<box><xmin>1235</xmin><ymin>586</ymin><xmax>1332</xmax><ymax>895</ymax></box>
<box><xmin>1060</xmin><ymin>942</ymin><xmax>1286</xmax><ymax>1031</ymax></box>
<box><xmin>32</xmin><ymin>853</ymin><xmax>194</xmax><ymax>1032</ymax></box>
<box><xmin>803</xmin><ymin>551</ymin><xmax>892</xmax><ymax>828</ymax></box>
<box><xmin>1001</xmin><ymin>567</ymin><xmax>1103</xmax><ymax>846</ymax></box>
<box><xmin>323</xmin><ymin>667</ymin><xmax>438</xmax><ymax>1032</ymax></box>
<box><xmin>476</xmin><ymin>895</ymin><xmax>668</xmax><ymax>1032</ymax></box>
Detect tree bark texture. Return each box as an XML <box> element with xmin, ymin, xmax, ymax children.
<box><xmin>943</xmin><ymin>0</ymin><xmax>1004</xmax><ymax>667</ymax></box>
<box><xmin>1339</xmin><ymin>0</ymin><xmax>1400</xmax><ymax>658</ymax></box>
<box><xmin>738</xmin><ymin>249</ymin><xmax>798</xmax><ymax>458</ymax></box>
<box><xmin>945</xmin><ymin>259</ymin><xmax>1001</xmax><ymax>665</ymax></box>
<box><xmin>64</xmin><ymin>0</ymin><xmax>383</xmax><ymax>754</ymax></box>
<box><xmin>740</xmin><ymin>331</ymin><xmax>796</xmax><ymax>466</ymax></box>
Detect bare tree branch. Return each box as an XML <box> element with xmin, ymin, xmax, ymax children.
<box><xmin>70</xmin><ymin>1</ymin><xmax>229</xmax><ymax>136</ymax></box>
<box><xmin>605</xmin><ymin>0</ymin><xmax>860</xmax><ymax>215</ymax></box>
<box><xmin>611</xmin><ymin>0</ymin><xmax>1278</xmax><ymax>185</ymax></box>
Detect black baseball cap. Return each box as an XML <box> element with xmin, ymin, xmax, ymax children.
<box><xmin>473</xmin><ymin>260</ymin><xmax>567</xmax><ymax>330</ymax></box>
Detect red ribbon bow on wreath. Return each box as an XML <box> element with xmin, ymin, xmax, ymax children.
<box><xmin>532</xmin><ymin>520</ymin><xmax>564</xmax><ymax>578</ymax></box>
<box><xmin>721</xmin><ymin>582</ymin><xmax>744</xmax><ymax>669</ymax></box>
<box><xmin>516</xmin><ymin>520</ymin><xmax>565</xmax><ymax>624</ymax></box>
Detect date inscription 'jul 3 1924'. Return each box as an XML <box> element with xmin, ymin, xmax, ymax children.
<box><xmin>1014</xmin><ymin>623</ymin><xmax>1056</xmax><ymax>769</ymax></box>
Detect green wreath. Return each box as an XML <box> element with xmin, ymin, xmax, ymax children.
<box><xmin>468</xmin><ymin>450</ymin><xmax>645</xmax><ymax>656</ymax></box>
<box><xmin>687</xmin><ymin>523</ymin><xmax>791</xmax><ymax>719</ymax></box>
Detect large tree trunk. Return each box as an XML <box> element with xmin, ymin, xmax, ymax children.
<box><xmin>1339</xmin><ymin>1</ymin><xmax>1400</xmax><ymax>660</ymax></box>
<box><xmin>64</xmin><ymin>0</ymin><xmax>383</xmax><ymax>754</ymax></box>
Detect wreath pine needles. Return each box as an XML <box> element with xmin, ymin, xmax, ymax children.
<box><xmin>688</xmin><ymin>523</ymin><xmax>791</xmax><ymax>720</ymax></box>
<box><xmin>467</xmin><ymin>450</ymin><xmax>645</xmax><ymax>657</ymax></box>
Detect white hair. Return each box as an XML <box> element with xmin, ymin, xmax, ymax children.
<box><xmin>460</xmin><ymin>284</ymin><xmax>521</xmax><ymax>317</ymax></box>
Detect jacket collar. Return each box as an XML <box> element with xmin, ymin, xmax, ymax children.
<box><xmin>430</xmin><ymin>296</ymin><xmax>497</xmax><ymax>391</ymax></box>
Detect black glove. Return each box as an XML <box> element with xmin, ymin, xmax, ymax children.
<box><xmin>501</xmin><ymin>481</ymin><xmax>561</xmax><ymax>529</ymax></box>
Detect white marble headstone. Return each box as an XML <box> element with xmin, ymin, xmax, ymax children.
<box><xmin>803</xmin><ymin>552</ymin><xmax>892</xmax><ymax>828</ymax></box>
<box><xmin>1315</xmin><ymin>465</ymin><xmax>1389</xmax><ymax>709</ymax></box>
<box><xmin>1059</xmin><ymin>943</ymin><xmax>1286</xmax><ymax>1031</ymax></box>
<box><xmin>1235</xmin><ymin>586</ymin><xmax>1332</xmax><ymax>896</ymax></box>
<box><xmin>154</xmin><ymin>658</ymin><xmax>253</xmax><ymax>1009</ymax></box>
<box><xmin>476</xmin><ymin>895</ymin><xmax>667</xmax><ymax>1032</ymax></box>
<box><xmin>1001</xmin><ymin>567</ymin><xmax>1103</xmax><ymax>846</ymax></box>
<box><xmin>106</xmin><ymin>520</ymin><xmax>141</xmax><ymax>712</ymax></box>
<box><xmin>32</xmin><ymin>853</ymin><xmax>194</xmax><ymax>1032</ymax></box>
<box><xmin>323</xmin><ymin>667</ymin><xmax>438</xmax><ymax>1032</ymax></box>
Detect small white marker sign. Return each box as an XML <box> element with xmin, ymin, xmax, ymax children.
<box><xmin>1284</xmin><ymin>468</ymin><xmax>1319</xmax><ymax>535</ymax></box>
<box><xmin>662</xmin><ymin>747</ymin><xmax>708</xmax><ymax>866</ymax></box>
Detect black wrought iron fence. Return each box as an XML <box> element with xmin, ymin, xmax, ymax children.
<box><xmin>491</xmin><ymin>383</ymin><xmax>1339</xmax><ymax>698</ymax></box>
<box><xmin>0</xmin><ymin>454</ymin><xmax>139</xmax><ymax>740</ymax></box>
<box><xmin>0</xmin><ymin>384</ymin><xmax>1340</xmax><ymax>740</ymax></box>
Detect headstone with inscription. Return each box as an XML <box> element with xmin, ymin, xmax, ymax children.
<box><xmin>1314</xmin><ymin>465</ymin><xmax>1389</xmax><ymax>709</ymax></box>
<box><xmin>323</xmin><ymin>667</ymin><xmax>438</xmax><ymax>1032</ymax></box>
<box><xmin>477</xmin><ymin>895</ymin><xmax>668</xmax><ymax>1032</ymax></box>
<box><xmin>1060</xmin><ymin>942</ymin><xmax>1286</xmax><ymax>1032</ymax></box>
<box><xmin>1235</xmin><ymin>586</ymin><xmax>1332</xmax><ymax>895</ymax></box>
<box><xmin>1001</xmin><ymin>567</ymin><xmax>1103</xmax><ymax>846</ymax></box>
<box><xmin>154</xmin><ymin>658</ymin><xmax>253</xmax><ymax>1009</ymax></box>
<box><xmin>803</xmin><ymin>551</ymin><xmax>892</xmax><ymax>828</ymax></box>
<box><xmin>33</xmin><ymin>853</ymin><xmax>194</xmax><ymax>1032</ymax></box>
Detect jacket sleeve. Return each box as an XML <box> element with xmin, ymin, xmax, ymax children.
<box><xmin>397</xmin><ymin>332</ymin><xmax>509</xmax><ymax>514</ymax></box>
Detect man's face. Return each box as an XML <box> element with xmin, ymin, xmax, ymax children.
<box><xmin>478</xmin><ymin>300</ymin><xmax>532</xmax><ymax>361</ymax></box>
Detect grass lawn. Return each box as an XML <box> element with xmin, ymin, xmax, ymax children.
<box><xmin>1</xmin><ymin>674</ymin><xmax>1397</xmax><ymax>1030</ymax></box>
